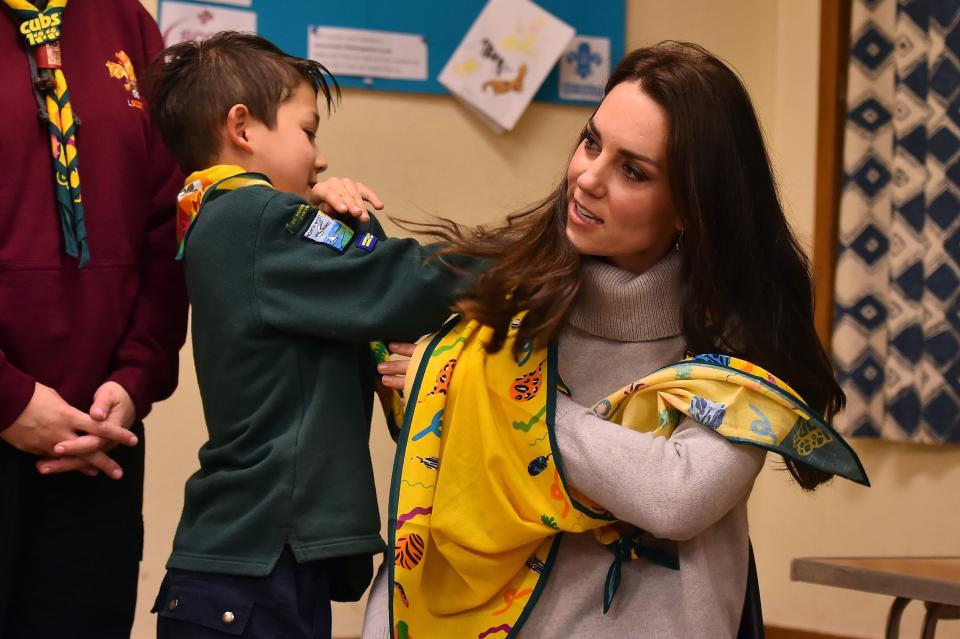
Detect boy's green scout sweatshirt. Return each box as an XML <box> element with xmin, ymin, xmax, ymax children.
<box><xmin>169</xmin><ymin>178</ymin><xmax>473</xmax><ymax>600</ymax></box>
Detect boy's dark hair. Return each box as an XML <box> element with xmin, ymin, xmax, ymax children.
<box><xmin>146</xmin><ymin>31</ymin><xmax>340</xmax><ymax>173</ymax></box>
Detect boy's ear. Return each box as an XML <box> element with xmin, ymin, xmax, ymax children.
<box><xmin>225</xmin><ymin>104</ymin><xmax>253</xmax><ymax>153</ymax></box>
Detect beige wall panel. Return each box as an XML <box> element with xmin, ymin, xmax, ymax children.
<box><xmin>759</xmin><ymin>3</ymin><xmax>960</xmax><ymax>638</ymax></box>
<box><xmin>132</xmin><ymin>1</ymin><xmax>960</xmax><ymax>638</ymax></box>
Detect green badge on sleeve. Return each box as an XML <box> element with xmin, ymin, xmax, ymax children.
<box><xmin>303</xmin><ymin>211</ymin><xmax>354</xmax><ymax>252</ymax></box>
<box><xmin>285</xmin><ymin>204</ymin><xmax>314</xmax><ymax>234</ymax></box>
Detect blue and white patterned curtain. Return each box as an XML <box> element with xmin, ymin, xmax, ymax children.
<box><xmin>833</xmin><ymin>0</ymin><xmax>960</xmax><ymax>443</ymax></box>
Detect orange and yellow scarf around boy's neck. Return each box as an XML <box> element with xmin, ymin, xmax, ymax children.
<box><xmin>389</xmin><ymin>313</ymin><xmax>869</xmax><ymax>639</ymax></box>
<box><xmin>175</xmin><ymin>164</ymin><xmax>271</xmax><ymax>259</ymax></box>
<box><xmin>4</xmin><ymin>0</ymin><xmax>89</xmax><ymax>265</ymax></box>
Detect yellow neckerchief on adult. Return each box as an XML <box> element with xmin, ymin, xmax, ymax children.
<box><xmin>388</xmin><ymin>314</ymin><xmax>869</xmax><ymax>639</ymax></box>
<box><xmin>4</xmin><ymin>0</ymin><xmax>89</xmax><ymax>265</ymax></box>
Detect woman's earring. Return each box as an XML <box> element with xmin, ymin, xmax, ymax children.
<box><xmin>674</xmin><ymin>229</ymin><xmax>685</xmax><ymax>252</ymax></box>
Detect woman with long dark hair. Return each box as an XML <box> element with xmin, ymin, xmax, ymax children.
<box><xmin>363</xmin><ymin>41</ymin><xmax>867</xmax><ymax>639</ymax></box>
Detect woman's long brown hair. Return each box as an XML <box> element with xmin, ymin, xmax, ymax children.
<box><xmin>402</xmin><ymin>179</ymin><xmax>579</xmax><ymax>358</ymax></box>
<box><xmin>409</xmin><ymin>42</ymin><xmax>845</xmax><ymax>490</ymax></box>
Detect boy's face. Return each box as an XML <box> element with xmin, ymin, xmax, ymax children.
<box><xmin>244</xmin><ymin>81</ymin><xmax>326</xmax><ymax>200</ymax></box>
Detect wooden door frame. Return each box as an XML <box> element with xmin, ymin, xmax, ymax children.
<box><xmin>814</xmin><ymin>0</ymin><xmax>852</xmax><ymax>349</ymax></box>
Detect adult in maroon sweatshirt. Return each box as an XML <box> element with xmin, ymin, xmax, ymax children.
<box><xmin>0</xmin><ymin>1</ymin><xmax>187</xmax><ymax>636</ymax></box>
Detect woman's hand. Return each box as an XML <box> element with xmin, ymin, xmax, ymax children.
<box><xmin>310</xmin><ymin>177</ymin><xmax>384</xmax><ymax>222</ymax></box>
<box><xmin>378</xmin><ymin>342</ymin><xmax>415</xmax><ymax>390</ymax></box>
<box><xmin>374</xmin><ymin>342</ymin><xmax>415</xmax><ymax>429</ymax></box>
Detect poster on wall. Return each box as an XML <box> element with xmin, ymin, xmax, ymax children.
<box><xmin>159</xmin><ymin>1</ymin><xmax>257</xmax><ymax>46</ymax></box>
<box><xmin>157</xmin><ymin>0</ymin><xmax>624</xmax><ymax>105</ymax></box>
<box><xmin>307</xmin><ymin>26</ymin><xmax>428</xmax><ymax>82</ymax></box>
<box><xmin>559</xmin><ymin>35</ymin><xmax>610</xmax><ymax>102</ymax></box>
<box><xmin>438</xmin><ymin>0</ymin><xmax>574</xmax><ymax>133</ymax></box>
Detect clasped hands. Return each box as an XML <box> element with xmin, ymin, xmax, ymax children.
<box><xmin>0</xmin><ymin>381</ymin><xmax>137</xmax><ymax>479</ymax></box>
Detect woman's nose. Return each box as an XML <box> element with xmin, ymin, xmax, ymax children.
<box><xmin>576</xmin><ymin>163</ymin><xmax>605</xmax><ymax>197</ymax></box>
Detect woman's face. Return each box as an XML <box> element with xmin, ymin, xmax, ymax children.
<box><xmin>565</xmin><ymin>81</ymin><xmax>683</xmax><ymax>274</ymax></box>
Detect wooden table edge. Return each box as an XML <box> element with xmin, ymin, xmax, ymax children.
<box><xmin>790</xmin><ymin>557</ymin><xmax>960</xmax><ymax>607</ymax></box>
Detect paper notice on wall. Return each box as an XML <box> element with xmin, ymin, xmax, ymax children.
<box><xmin>559</xmin><ymin>36</ymin><xmax>610</xmax><ymax>102</ymax></box>
<box><xmin>159</xmin><ymin>1</ymin><xmax>257</xmax><ymax>46</ymax></box>
<box><xmin>307</xmin><ymin>26</ymin><xmax>428</xmax><ymax>81</ymax></box>
<box><xmin>438</xmin><ymin>0</ymin><xmax>574</xmax><ymax>133</ymax></box>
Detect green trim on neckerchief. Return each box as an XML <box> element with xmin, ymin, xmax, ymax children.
<box><xmin>4</xmin><ymin>0</ymin><xmax>89</xmax><ymax>266</ymax></box>
<box><xmin>602</xmin><ymin>531</ymin><xmax>680</xmax><ymax>614</ymax></box>
<box><xmin>390</xmin><ymin>315</ymin><xmax>869</xmax><ymax>637</ymax></box>
<box><xmin>387</xmin><ymin>317</ymin><xmax>460</xmax><ymax>638</ymax></box>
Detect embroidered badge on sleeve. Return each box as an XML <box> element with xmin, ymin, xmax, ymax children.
<box><xmin>303</xmin><ymin>210</ymin><xmax>354</xmax><ymax>252</ymax></box>
<box><xmin>356</xmin><ymin>232</ymin><xmax>378</xmax><ymax>252</ymax></box>
<box><xmin>285</xmin><ymin>203</ymin><xmax>313</xmax><ymax>235</ymax></box>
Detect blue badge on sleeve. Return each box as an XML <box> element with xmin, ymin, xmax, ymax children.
<box><xmin>303</xmin><ymin>211</ymin><xmax>354</xmax><ymax>252</ymax></box>
<box><xmin>356</xmin><ymin>232</ymin><xmax>378</xmax><ymax>252</ymax></box>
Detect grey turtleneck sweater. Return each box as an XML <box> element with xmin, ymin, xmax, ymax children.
<box><xmin>362</xmin><ymin>252</ymin><xmax>767</xmax><ymax>638</ymax></box>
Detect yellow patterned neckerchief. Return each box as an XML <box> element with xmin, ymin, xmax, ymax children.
<box><xmin>389</xmin><ymin>314</ymin><xmax>868</xmax><ymax>639</ymax></box>
<box><xmin>4</xmin><ymin>0</ymin><xmax>89</xmax><ymax>265</ymax></box>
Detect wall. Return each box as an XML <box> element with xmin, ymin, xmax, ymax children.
<box><xmin>759</xmin><ymin>3</ymin><xmax>960</xmax><ymax>638</ymax></box>
<box><xmin>134</xmin><ymin>1</ymin><xmax>960</xmax><ymax>638</ymax></box>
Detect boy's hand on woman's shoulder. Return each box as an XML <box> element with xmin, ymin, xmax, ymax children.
<box><xmin>309</xmin><ymin>177</ymin><xmax>384</xmax><ymax>223</ymax></box>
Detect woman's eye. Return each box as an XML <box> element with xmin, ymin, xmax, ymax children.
<box><xmin>624</xmin><ymin>165</ymin><xmax>647</xmax><ymax>182</ymax></box>
<box><xmin>582</xmin><ymin>133</ymin><xmax>599</xmax><ymax>151</ymax></box>
<box><xmin>304</xmin><ymin>130</ymin><xmax>316</xmax><ymax>142</ymax></box>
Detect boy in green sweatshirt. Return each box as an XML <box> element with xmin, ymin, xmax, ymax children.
<box><xmin>140</xmin><ymin>32</ymin><xmax>471</xmax><ymax>638</ymax></box>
